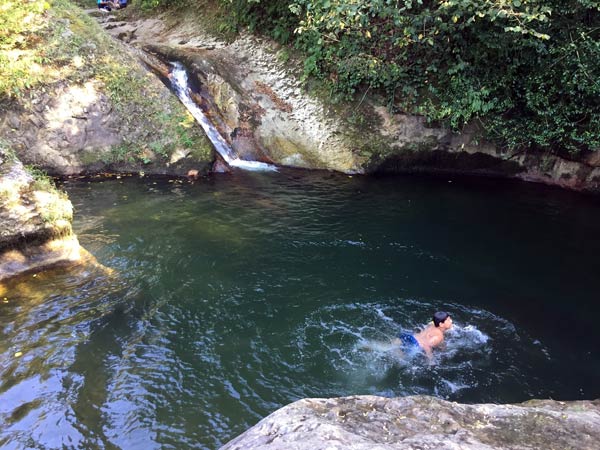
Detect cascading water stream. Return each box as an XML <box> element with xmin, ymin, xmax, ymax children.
<box><xmin>169</xmin><ymin>62</ymin><xmax>277</xmax><ymax>172</ymax></box>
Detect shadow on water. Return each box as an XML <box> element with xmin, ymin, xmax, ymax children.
<box><xmin>1</xmin><ymin>170</ymin><xmax>600</xmax><ymax>449</ymax></box>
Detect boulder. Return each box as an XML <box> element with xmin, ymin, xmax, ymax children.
<box><xmin>0</xmin><ymin>151</ymin><xmax>83</xmax><ymax>280</ymax></box>
<box><xmin>221</xmin><ymin>395</ymin><xmax>600</xmax><ymax>450</ymax></box>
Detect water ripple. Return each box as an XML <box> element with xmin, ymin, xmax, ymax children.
<box><xmin>1</xmin><ymin>173</ymin><xmax>599</xmax><ymax>449</ymax></box>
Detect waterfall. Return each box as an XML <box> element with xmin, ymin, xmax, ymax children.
<box><xmin>169</xmin><ymin>62</ymin><xmax>277</xmax><ymax>172</ymax></box>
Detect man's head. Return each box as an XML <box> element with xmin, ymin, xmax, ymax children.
<box><xmin>433</xmin><ymin>311</ymin><xmax>452</xmax><ymax>330</ymax></box>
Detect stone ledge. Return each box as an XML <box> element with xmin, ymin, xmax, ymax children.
<box><xmin>221</xmin><ymin>395</ymin><xmax>600</xmax><ymax>450</ymax></box>
<box><xmin>0</xmin><ymin>151</ymin><xmax>85</xmax><ymax>281</ymax></box>
<box><xmin>0</xmin><ymin>235</ymin><xmax>85</xmax><ymax>282</ymax></box>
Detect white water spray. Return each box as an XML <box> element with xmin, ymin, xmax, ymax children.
<box><xmin>169</xmin><ymin>62</ymin><xmax>277</xmax><ymax>172</ymax></box>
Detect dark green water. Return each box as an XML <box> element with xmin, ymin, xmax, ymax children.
<box><xmin>1</xmin><ymin>170</ymin><xmax>599</xmax><ymax>449</ymax></box>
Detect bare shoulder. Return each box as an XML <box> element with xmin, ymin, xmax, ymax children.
<box><xmin>422</xmin><ymin>325</ymin><xmax>444</xmax><ymax>347</ymax></box>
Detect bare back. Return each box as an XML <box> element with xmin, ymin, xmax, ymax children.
<box><xmin>414</xmin><ymin>324</ymin><xmax>444</xmax><ymax>358</ymax></box>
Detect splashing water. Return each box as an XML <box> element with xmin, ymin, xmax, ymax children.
<box><xmin>292</xmin><ymin>300</ymin><xmax>546</xmax><ymax>400</ymax></box>
<box><xmin>169</xmin><ymin>62</ymin><xmax>278</xmax><ymax>172</ymax></box>
<box><xmin>2</xmin><ymin>173</ymin><xmax>599</xmax><ymax>449</ymax></box>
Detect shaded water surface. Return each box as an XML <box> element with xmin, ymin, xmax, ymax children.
<box><xmin>1</xmin><ymin>171</ymin><xmax>599</xmax><ymax>449</ymax></box>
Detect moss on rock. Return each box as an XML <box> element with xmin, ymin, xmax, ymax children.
<box><xmin>0</xmin><ymin>0</ymin><xmax>214</xmax><ymax>176</ymax></box>
<box><xmin>0</xmin><ymin>146</ymin><xmax>85</xmax><ymax>280</ymax></box>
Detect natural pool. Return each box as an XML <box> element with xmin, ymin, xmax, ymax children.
<box><xmin>1</xmin><ymin>170</ymin><xmax>599</xmax><ymax>449</ymax></box>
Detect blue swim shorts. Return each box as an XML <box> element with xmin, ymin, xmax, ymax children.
<box><xmin>398</xmin><ymin>332</ymin><xmax>420</xmax><ymax>349</ymax></box>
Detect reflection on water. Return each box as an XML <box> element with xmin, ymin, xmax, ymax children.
<box><xmin>1</xmin><ymin>170</ymin><xmax>600</xmax><ymax>449</ymax></box>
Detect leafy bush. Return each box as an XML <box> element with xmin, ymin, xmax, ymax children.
<box><xmin>138</xmin><ymin>0</ymin><xmax>189</xmax><ymax>11</ymax></box>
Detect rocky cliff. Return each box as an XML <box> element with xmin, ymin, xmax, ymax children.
<box><xmin>2</xmin><ymin>2</ymin><xmax>599</xmax><ymax>191</ymax></box>
<box><xmin>99</xmin><ymin>9</ymin><xmax>600</xmax><ymax>193</ymax></box>
<box><xmin>221</xmin><ymin>395</ymin><xmax>600</xmax><ymax>450</ymax></box>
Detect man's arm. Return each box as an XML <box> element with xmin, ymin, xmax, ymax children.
<box><xmin>422</xmin><ymin>344</ymin><xmax>434</xmax><ymax>361</ymax></box>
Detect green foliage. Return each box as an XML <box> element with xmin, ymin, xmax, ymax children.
<box><xmin>176</xmin><ymin>123</ymin><xmax>195</xmax><ymax>148</ymax></box>
<box><xmin>24</xmin><ymin>165</ymin><xmax>56</xmax><ymax>192</ymax></box>
<box><xmin>215</xmin><ymin>0</ymin><xmax>299</xmax><ymax>42</ymax></box>
<box><xmin>108</xmin><ymin>144</ymin><xmax>135</xmax><ymax>163</ymax></box>
<box><xmin>100</xmin><ymin>64</ymin><xmax>150</xmax><ymax>109</ymax></box>
<box><xmin>0</xmin><ymin>139</ymin><xmax>16</xmax><ymax>161</ymax></box>
<box><xmin>138</xmin><ymin>0</ymin><xmax>189</xmax><ymax>11</ymax></box>
<box><xmin>0</xmin><ymin>0</ymin><xmax>49</xmax><ymax>48</ymax></box>
<box><xmin>156</xmin><ymin>109</ymin><xmax>207</xmax><ymax>153</ymax></box>
<box><xmin>0</xmin><ymin>0</ymin><xmax>50</xmax><ymax>99</ymax></box>
<box><xmin>199</xmin><ymin>0</ymin><xmax>598</xmax><ymax>156</ymax></box>
<box><xmin>149</xmin><ymin>141</ymin><xmax>168</xmax><ymax>158</ymax></box>
<box><xmin>24</xmin><ymin>165</ymin><xmax>71</xmax><ymax>223</ymax></box>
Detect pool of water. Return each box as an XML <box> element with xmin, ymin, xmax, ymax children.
<box><xmin>1</xmin><ymin>170</ymin><xmax>599</xmax><ymax>449</ymax></box>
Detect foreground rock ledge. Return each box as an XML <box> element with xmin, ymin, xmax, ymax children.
<box><xmin>221</xmin><ymin>395</ymin><xmax>600</xmax><ymax>450</ymax></box>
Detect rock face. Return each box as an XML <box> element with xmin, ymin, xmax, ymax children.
<box><xmin>3</xmin><ymin>80</ymin><xmax>119</xmax><ymax>175</ymax></box>
<box><xmin>98</xmin><ymin>11</ymin><xmax>600</xmax><ymax>193</ymax></box>
<box><xmin>2</xmin><ymin>4</ymin><xmax>597</xmax><ymax>190</ymax></box>
<box><xmin>221</xmin><ymin>395</ymin><xmax>600</xmax><ymax>450</ymax></box>
<box><xmin>101</xmin><ymin>16</ymin><xmax>368</xmax><ymax>173</ymax></box>
<box><xmin>0</xmin><ymin>4</ymin><xmax>214</xmax><ymax>177</ymax></box>
<box><xmin>0</xmin><ymin>151</ymin><xmax>82</xmax><ymax>281</ymax></box>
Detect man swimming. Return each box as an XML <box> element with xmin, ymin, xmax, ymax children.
<box><xmin>395</xmin><ymin>311</ymin><xmax>453</xmax><ymax>361</ymax></box>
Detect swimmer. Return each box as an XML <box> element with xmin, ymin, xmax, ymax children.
<box><xmin>394</xmin><ymin>311</ymin><xmax>453</xmax><ymax>361</ymax></box>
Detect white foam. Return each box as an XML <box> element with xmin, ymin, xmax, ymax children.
<box><xmin>452</xmin><ymin>324</ymin><xmax>490</xmax><ymax>345</ymax></box>
<box><xmin>229</xmin><ymin>159</ymin><xmax>278</xmax><ymax>172</ymax></box>
<box><xmin>441</xmin><ymin>378</ymin><xmax>470</xmax><ymax>394</ymax></box>
<box><xmin>291</xmin><ymin>299</ymin><xmax>553</xmax><ymax>401</ymax></box>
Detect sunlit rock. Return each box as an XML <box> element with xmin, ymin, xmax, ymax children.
<box><xmin>0</xmin><ymin>236</ymin><xmax>82</xmax><ymax>280</ymax></box>
<box><xmin>221</xmin><ymin>395</ymin><xmax>600</xmax><ymax>450</ymax></box>
<box><xmin>0</xmin><ymin>151</ymin><xmax>89</xmax><ymax>281</ymax></box>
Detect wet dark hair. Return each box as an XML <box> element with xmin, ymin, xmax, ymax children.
<box><xmin>433</xmin><ymin>311</ymin><xmax>450</xmax><ymax>327</ymax></box>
